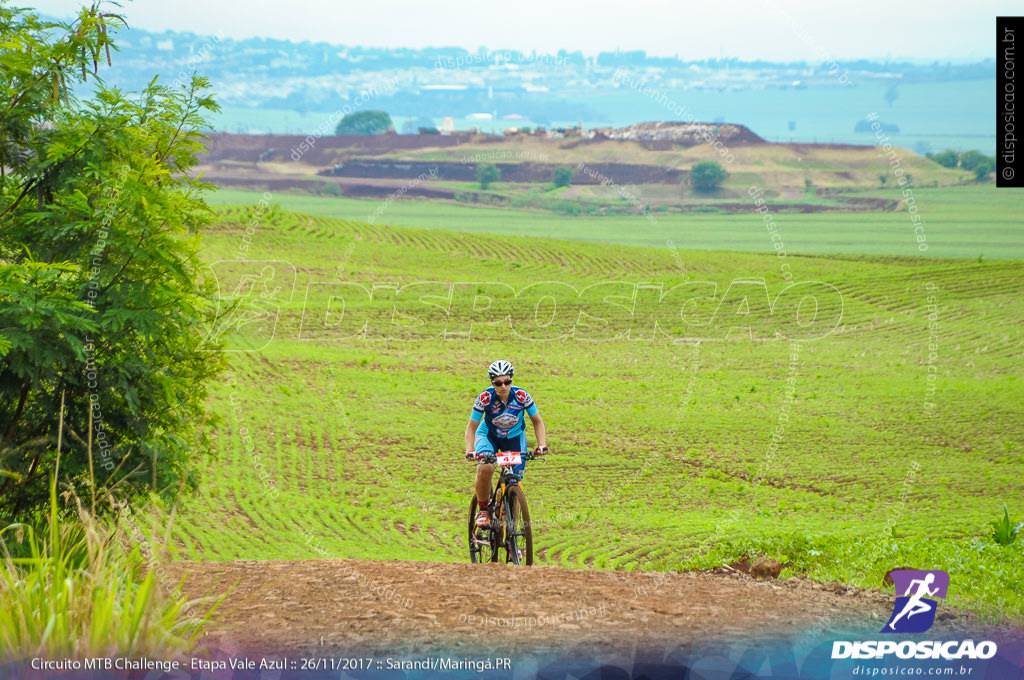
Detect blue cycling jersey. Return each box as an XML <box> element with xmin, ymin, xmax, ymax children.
<box><xmin>470</xmin><ymin>386</ymin><xmax>538</xmax><ymax>439</ymax></box>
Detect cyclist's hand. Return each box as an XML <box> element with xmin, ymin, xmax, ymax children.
<box><xmin>533</xmin><ymin>446</ymin><xmax>549</xmax><ymax>456</ymax></box>
<box><xmin>465</xmin><ymin>450</ymin><xmax>478</xmax><ymax>460</ymax></box>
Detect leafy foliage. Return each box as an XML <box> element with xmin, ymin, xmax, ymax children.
<box><xmin>552</xmin><ymin>166</ymin><xmax>574</xmax><ymax>188</ymax></box>
<box><xmin>926</xmin><ymin>149</ymin><xmax>996</xmax><ymax>181</ymax></box>
<box><xmin>689</xmin><ymin>161</ymin><xmax>728</xmax><ymax>192</ymax></box>
<box><xmin>926</xmin><ymin>149</ymin><xmax>960</xmax><ymax>169</ymax></box>
<box><xmin>476</xmin><ymin>163</ymin><xmax>500</xmax><ymax>189</ymax></box>
<box><xmin>972</xmin><ymin>161</ymin><xmax>994</xmax><ymax>181</ymax></box>
<box><xmin>0</xmin><ymin>476</ymin><xmax>218</xmax><ymax>656</ymax></box>
<box><xmin>334</xmin><ymin>110</ymin><xmax>393</xmax><ymax>135</ymax></box>
<box><xmin>958</xmin><ymin>150</ymin><xmax>991</xmax><ymax>173</ymax></box>
<box><xmin>685</xmin><ymin>531</ymin><xmax>1024</xmax><ymax>623</ymax></box>
<box><xmin>0</xmin><ymin>4</ymin><xmax>225</xmax><ymax>522</ymax></box>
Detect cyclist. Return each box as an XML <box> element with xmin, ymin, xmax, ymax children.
<box><xmin>464</xmin><ymin>360</ymin><xmax>548</xmax><ymax>528</ymax></box>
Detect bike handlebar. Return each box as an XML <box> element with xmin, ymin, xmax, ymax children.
<box><xmin>466</xmin><ymin>450</ymin><xmax>551</xmax><ymax>464</ymax></box>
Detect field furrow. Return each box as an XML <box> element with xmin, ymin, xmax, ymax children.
<box><xmin>170</xmin><ymin>206</ymin><xmax>1024</xmax><ymax>623</ymax></box>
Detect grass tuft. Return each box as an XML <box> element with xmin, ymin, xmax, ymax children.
<box><xmin>0</xmin><ymin>476</ymin><xmax>218</xmax><ymax>658</ymax></box>
<box><xmin>990</xmin><ymin>503</ymin><xmax>1021</xmax><ymax>547</ymax></box>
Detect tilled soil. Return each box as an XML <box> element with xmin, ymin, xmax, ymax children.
<box><xmin>197</xmin><ymin>165</ymin><xmax>893</xmax><ymax>212</ymax></box>
<box><xmin>165</xmin><ymin>559</ymin><xmax>986</xmax><ymax>658</ymax></box>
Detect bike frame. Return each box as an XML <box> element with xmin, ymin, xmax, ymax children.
<box><xmin>468</xmin><ymin>450</ymin><xmax>543</xmax><ymax>565</ymax></box>
<box><xmin>490</xmin><ymin>454</ymin><xmax>525</xmax><ymax>516</ymax></box>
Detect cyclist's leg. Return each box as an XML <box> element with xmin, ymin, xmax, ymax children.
<box><xmin>489</xmin><ymin>433</ymin><xmax>528</xmax><ymax>474</ymax></box>
<box><xmin>509</xmin><ymin>431</ymin><xmax>528</xmax><ymax>479</ymax></box>
<box><xmin>474</xmin><ymin>433</ymin><xmax>496</xmax><ymax>508</ymax></box>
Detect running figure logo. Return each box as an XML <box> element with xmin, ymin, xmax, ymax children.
<box><xmin>881</xmin><ymin>569</ymin><xmax>949</xmax><ymax>634</ymax></box>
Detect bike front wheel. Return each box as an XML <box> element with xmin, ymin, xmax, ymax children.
<box><xmin>467</xmin><ymin>496</ymin><xmax>495</xmax><ymax>563</ymax></box>
<box><xmin>501</xmin><ymin>485</ymin><xmax>533</xmax><ymax>566</ymax></box>
<box><xmin>468</xmin><ymin>493</ymin><xmax>485</xmax><ymax>561</ymax></box>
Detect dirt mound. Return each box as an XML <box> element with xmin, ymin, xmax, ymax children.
<box><xmin>165</xmin><ymin>559</ymin><xmax>980</xmax><ymax>658</ymax></box>
<box><xmin>606</xmin><ymin>121</ymin><xmax>766</xmax><ymax>146</ymax></box>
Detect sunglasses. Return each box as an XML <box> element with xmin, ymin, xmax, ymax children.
<box><xmin>491</xmin><ymin>379</ymin><xmax>512</xmax><ymax>387</ymax></box>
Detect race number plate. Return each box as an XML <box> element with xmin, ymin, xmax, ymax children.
<box><xmin>495</xmin><ymin>452</ymin><xmax>522</xmax><ymax>466</ymax></box>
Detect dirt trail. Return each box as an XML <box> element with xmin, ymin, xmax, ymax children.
<box><xmin>166</xmin><ymin>560</ymin><xmax>981</xmax><ymax>658</ymax></box>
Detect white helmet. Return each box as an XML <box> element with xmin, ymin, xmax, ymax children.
<box><xmin>487</xmin><ymin>360</ymin><xmax>514</xmax><ymax>379</ymax></box>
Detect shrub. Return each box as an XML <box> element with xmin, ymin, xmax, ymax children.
<box><xmin>690</xmin><ymin>161</ymin><xmax>728</xmax><ymax>192</ymax></box>
<box><xmin>958</xmin><ymin>150</ymin><xmax>991</xmax><ymax>172</ymax></box>
<box><xmin>926</xmin><ymin>149</ymin><xmax>960</xmax><ymax>169</ymax></box>
<box><xmin>553</xmin><ymin>201</ymin><xmax>581</xmax><ymax>216</ymax></box>
<box><xmin>0</xmin><ymin>4</ymin><xmax>225</xmax><ymax>521</ymax></box>
<box><xmin>553</xmin><ymin>166</ymin><xmax>574</xmax><ymax>188</ymax></box>
<box><xmin>0</xmin><ymin>478</ymin><xmax>218</xmax><ymax>656</ymax></box>
<box><xmin>335</xmin><ymin>110</ymin><xmax>393</xmax><ymax>135</ymax></box>
<box><xmin>476</xmin><ymin>163</ymin><xmax>500</xmax><ymax>189</ymax></box>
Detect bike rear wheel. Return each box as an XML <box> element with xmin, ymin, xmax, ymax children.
<box><xmin>501</xmin><ymin>485</ymin><xmax>533</xmax><ymax>566</ymax></box>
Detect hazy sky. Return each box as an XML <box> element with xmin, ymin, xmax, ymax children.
<box><xmin>27</xmin><ymin>0</ymin><xmax>1010</xmax><ymax>61</ymax></box>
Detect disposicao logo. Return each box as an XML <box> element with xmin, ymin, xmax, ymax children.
<box><xmin>831</xmin><ymin>569</ymin><xmax>998</xmax><ymax>661</ymax></box>
<box><xmin>882</xmin><ymin>569</ymin><xmax>948</xmax><ymax>634</ymax></box>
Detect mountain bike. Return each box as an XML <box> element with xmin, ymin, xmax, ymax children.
<box><xmin>466</xmin><ymin>449</ymin><xmax>548</xmax><ymax>566</ymax></box>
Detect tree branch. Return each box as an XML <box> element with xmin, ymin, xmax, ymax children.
<box><xmin>97</xmin><ymin>231</ymin><xmax>145</xmax><ymax>296</ymax></box>
<box><xmin>0</xmin><ymin>123</ymin><xmax>103</xmax><ymax>221</ymax></box>
<box><xmin>1</xmin><ymin>383</ymin><xmax>30</xmax><ymax>451</ymax></box>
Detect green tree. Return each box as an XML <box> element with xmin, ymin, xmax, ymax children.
<box><xmin>958</xmin><ymin>150</ymin><xmax>992</xmax><ymax>173</ymax></box>
<box><xmin>0</xmin><ymin>4</ymin><xmax>225</xmax><ymax>521</ymax></box>
<box><xmin>973</xmin><ymin>161</ymin><xmax>994</xmax><ymax>181</ymax></box>
<box><xmin>552</xmin><ymin>166</ymin><xmax>574</xmax><ymax>188</ymax></box>
<box><xmin>926</xmin><ymin>149</ymin><xmax>959</xmax><ymax>169</ymax></box>
<box><xmin>335</xmin><ymin>110</ymin><xmax>393</xmax><ymax>135</ymax></box>
<box><xmin>476</xmin><ymin>163</ymin><xmax>500</xmax><ymax>189</ymax></box>
<box><xmin>690</xmin><ymin>161</ymin><xmax>728</xmax><ymax>192</ymax></box>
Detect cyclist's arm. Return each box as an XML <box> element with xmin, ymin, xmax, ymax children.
<box><xmin>465</xmin><ymin>418</ymin><xmax>480</xmax><ymax>453</ymax></box>
<box><xmin>465</xmin><ymin>393</ymin><xmax>489</xmax><ymax>454</ymax></box>
<box><xmin>529</xmin><ymin>412</ymin><xmax>547</xmax><ymax>449</ymax></box>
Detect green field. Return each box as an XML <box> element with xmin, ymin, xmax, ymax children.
<box><xmin>207</xmin><ymin>185</ymin><xmax>1024</xmax><ymax>259</ymax></box>
<box><xmin>169</xmin><ymin>202</ymin><xmax>1024</xmax><ymax>624</ymax></box>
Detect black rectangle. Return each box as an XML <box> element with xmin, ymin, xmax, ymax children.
<box><xmin>997</xmin><ymin>17</ymin><xmax>1023</xmax><ymax>187</ymax></box>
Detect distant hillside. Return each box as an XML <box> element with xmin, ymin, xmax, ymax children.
<box><xmin>87</xmin><ymin>22</ymin><xmax>996</xmax><ymax>103</ymax></box>
<box><xmin>70</xmin><ymin>21</ymin><xmax>994</xmax><ymax>149</ymax></box>
<box><xmin>198</xmin><ymin>129</ymin><xmax>970</xmax><ymax>195</ymax></box>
